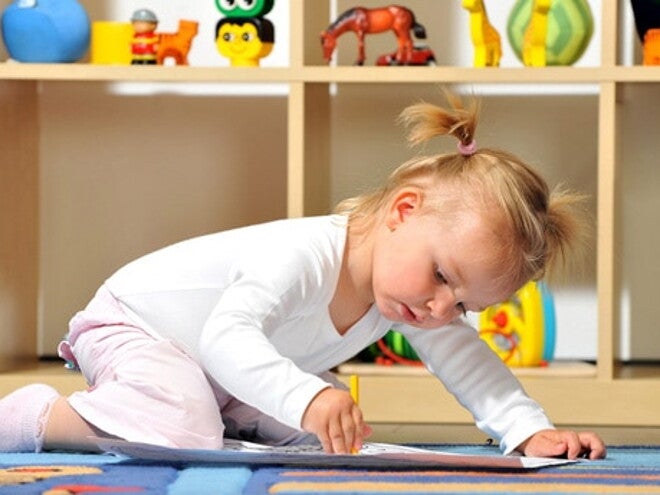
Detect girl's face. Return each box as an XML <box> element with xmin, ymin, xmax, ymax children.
<box><xmin>371</xmin><ymin>187</ymin><xmax>519</xmax><ymax>329</ymax></box>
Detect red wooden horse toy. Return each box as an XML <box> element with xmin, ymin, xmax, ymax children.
<box><xmin>320</xmin><ymin>5</ymin><xmax>427</xmax><ymax>65</ymax></box>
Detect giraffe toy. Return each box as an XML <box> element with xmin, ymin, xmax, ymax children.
<box><xmin>522</xmin><ymin>0</ymin><xmax>553</xmax><ymax>66</ymax></box>
<box><xmin>462</xmin><ymin>0</ymin><xmax>502</xmax><ymax>67</ymax></box>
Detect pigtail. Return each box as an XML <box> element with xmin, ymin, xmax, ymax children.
<box><xmin>399</xmin><ymin>88</ymin><xmax>480</xmax><ymax>150</ymax></box>
<box><xmin>543</xmin><ymin>187</ymin><xmax>592</xmax><ymax>281</ymax></box>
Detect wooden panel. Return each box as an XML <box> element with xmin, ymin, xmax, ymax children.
<box><xmin>596</xmin><ymin>82</ymin><xmax>618</xmax><ymax>379</ymax></box>
<box><xmin>0</xmin><ymin>364</ymin><xmax>86</xmax><ymax>396</ymax></box>
<box><xmin>0</xmin><ymin>80</ymin><xmax>38</xmax><ymax>370</ymax></box>
<box><xmin>287</xmin><ymin>82</ymin><xmax>305</xmax><ymax>217</ymax></box>
<box><xmin>338</xmin><ymin>372</ymin><xmax>660</xmax><ymax>427</ymax></box>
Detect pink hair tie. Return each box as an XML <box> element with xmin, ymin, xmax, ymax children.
<box><xmin>457</xmin><ymin>140</ymin><xmax>477</xmax><ymax>156</ymax></box>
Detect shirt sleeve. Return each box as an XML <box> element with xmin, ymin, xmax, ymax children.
<box><xmin>397</xmin><ymin>320</ymin><xmax>554</xmax><ymax>454</ymax></box>
<box><xmin>197</xmin><ymin>251</ymin><xmax>333</xmax><ymax>431</ymax></box>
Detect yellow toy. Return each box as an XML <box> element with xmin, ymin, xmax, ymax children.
<box><xmin>462</xmin><ymin>0</ymin><xmax>502</xmax><ymax>67</ymax></box>
<box><xmin>215</xmin><ymin>17</ymin><xmax>274</xmax><ymax>67</ymax></box>
<box><xmin>508</xmin><ymin>0</ymin><xmax>593</xmax><ymax>66</ymax></box>
<box><xmin>479</xmin><ymin>281</ymin><xmax>556</xmax><ymax>367</ymax></box>
<box><xmin>522</xmin><ymin>0</ymin><xmax>552</xmax><ymax>66</ymax></box>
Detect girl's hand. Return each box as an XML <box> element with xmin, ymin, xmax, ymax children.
<box><xmin>517</xmin><ymin>429</ymin><xmax>607</xmax><ymax>460</ymax></box>
<box><xmin>301</xmin><ymin>387</ymin><xmax>371</xmax><ymax>454</ymax></box>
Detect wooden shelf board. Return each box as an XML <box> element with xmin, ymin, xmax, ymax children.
<box><xmin>2</xmin><ymin>63</ymin><xmax>660</xmax><ymax>84</ymax></box>
<box><xmin>336</xmin><ymin>368</ymin><xmax>660</xmax><ymax>427</ymax></box>
<box><xmin>338</xmin><ymin>360</ymin><xmax>598</xmax><ymax>378</ymax></box>
<box><xmin>0</xmin><ymin>362</ymin><xmax>86</xmax><ymax>396</ymax></box>
<box><xmin>0</xmin><ymin>63</ymin><xmax>293</xmax><ymax>83</ymax></box>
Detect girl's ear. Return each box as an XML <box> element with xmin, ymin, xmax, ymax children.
<box><xmin>385</xmin><ymin>187</ymin><xmax>423</xmax><ymax>231</ymax></box>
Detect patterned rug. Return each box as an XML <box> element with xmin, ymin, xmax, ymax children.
<box><xmin>1</xmin><ymin>445</ymin><xmax>658</xmax><ymax>494</ymax></box>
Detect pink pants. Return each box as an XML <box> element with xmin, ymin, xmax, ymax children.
<box><xmin>58</xmin><ymin>286</ymin><xmax>314</xmax><ymax>449</ymax></box>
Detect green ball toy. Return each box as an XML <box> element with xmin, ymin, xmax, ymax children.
<box><xmin>507</xmin><ymin>0</ymin><xmax>594</xmax><ymax>65</ymax></box>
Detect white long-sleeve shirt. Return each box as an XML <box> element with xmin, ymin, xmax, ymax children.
<box><xmin>105</xmin><ymin>214</ymin><xmax>553</xmax><ymax>453</ymax></box>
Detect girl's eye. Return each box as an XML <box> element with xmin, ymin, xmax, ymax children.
<box><xmin>434</xmin><ymin>270</ymin><xmax>446</xmax><ymax>284</ymax></box>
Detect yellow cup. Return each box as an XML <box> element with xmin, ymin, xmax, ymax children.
<box><xmin>91</xmin><ymin>21</ymin><xmax>133</xmax><ymax>65</ymax></box>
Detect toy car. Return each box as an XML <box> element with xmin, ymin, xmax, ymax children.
<box><xmin>375</xmin><ymin>45</ymin><xmax>436</xmax><ymax>66</ymax></box>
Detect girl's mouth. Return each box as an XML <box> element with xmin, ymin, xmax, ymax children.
<box><xmin>401</xmin><ymin>304</ymin><xmax>420</xmax><ymax>324</ymax></box>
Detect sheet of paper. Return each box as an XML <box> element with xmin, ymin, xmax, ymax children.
<box><xmin>94</xmin><ymin>437</ymin><xmax>575</xmax><ymax>470</ymax></box>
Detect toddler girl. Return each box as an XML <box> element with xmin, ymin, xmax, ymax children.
<box><xmin>0</xmin><ymin>90</ymin><xmax>606</xmax><ymax>460</ymax></box>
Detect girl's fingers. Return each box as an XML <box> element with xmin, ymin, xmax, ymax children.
<box><xmin>351</xmin><ymin>405</ymin><xmax>365</xmax><ymax>452</ymax></box>
<box><xmin>327</xmin><ymin>413</ymin><xmax>350</xmax><ymax>454</ymax></box>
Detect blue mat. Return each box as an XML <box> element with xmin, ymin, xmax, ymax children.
<box><xmin>0</xmin><ymin>445</ymin><xmax>658</xmax><ymax>494</ymax></box>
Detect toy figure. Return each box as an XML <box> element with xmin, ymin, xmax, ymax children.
<box><xmin>130</xmin><ymin>8</ymin><xmax>159</xmax><ymax>64</ymax></box>
<box><xmin>462</xmin><ymin>0</ymin><xmax>502</xmax><ymax>67</ymax></box>
<box><xmin>320</xmin><ymin>5</ymin><xmax>427</xmax><ymax>66</ymax></box>
<box><xmin>215</xmin><ymin>0</ymin><xmax>274</xmax><ymax>18</ymax></box>
<box><xmin>522</xmin><ymin>0</ymin><xmax>552</xmax><ymax>66</ymax></box>
<box><xmin>376</xmin><ymin>45</ymin><xmax>436</xmax><ymax>66</ymax></box>
<box><xmin>215</xmin><ymin>17</ymin><xmax>274</xmax><ymax>67</ymax></box>
<box><xmin>507</xmin><ymin>0</ymin><xmax>593</xmax><ymax>66</ymax></box>
<box><xmin>157</xmin><ymin>19</ymin><xmax>199</xmax><ymax>65</ymax></box>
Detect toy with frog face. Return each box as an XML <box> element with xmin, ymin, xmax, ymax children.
<box><xmin>214</xmin><ymin>0</ymin><xmax>274</xmax><ymax>18</ymax></box>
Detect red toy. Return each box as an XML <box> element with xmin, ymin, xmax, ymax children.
<box><xmin>320</xmin><ymin>5</ymin><xmax>427</xmax><ymax>65</ymax></box>
<box><xmin>130</xmin><ymin>8</ymin><xmax>159</xmax><ymax>64</ymax></box>
<box><xmin>376</xmin><ymin>44</ymin><xmax>436</xmax><ymax>65</ymax></box>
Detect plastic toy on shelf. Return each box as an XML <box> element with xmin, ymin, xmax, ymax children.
<box><xmin>215</xmin><ymin>17</ymin><xmax>274</xmax><ymax>67</ymax></box>
<box><xmin>375</xmin><ymin>44</ymin><xmax>436</xmax><ymax>66</ymax></box>
<box><xmin>462</xmin><ymin>0</ymin><xmax>502</xmax><ymax>67</ymax></box>
<box><xmin>215</xmin><ymin>0</ymin><xmax>274</xmax><ymax>18</ymax></box>
<box><xmin>478</xmin><ymin>281</ymin><xmax>556</xmax><ymax>367</ymax></box>
<box><xmin>129</xmin><ymin>10</ymin><xmax>198</xmax><ymax>66</ymax></box>
<box><xmin>90</xmin><ymin>21</ymin><xmax>133</xmax><ymax>65</ymax></box>
<box><xmin>157</xmin><ymin>19</ymin><xmax>198</xmax><ymax>65</ymax></box>
<box><xmin>130</xmin><ymin>8</ymin><xmax>159</xmax><ymax>64</ymax></box>
<box><xmin>1</xmin><ymin>0</ymin><xmax>90</xmax><ymax>63</ymax></box>
<box><xmin>522</xmin><ymin>0</ymin><xmax>552</xmax><ymax>66</ymax></box>
<box><xmin>320</xmin><ymin>5</ymin><xmax>427</xmax><ymax>66</ymax></box>
<box><xmin>213</xmin><ymin>0</ymin><xmax>275</xmax><ymax>67</ymax></box>
<box><xmin>360</xmin><ymin>330</ymin><xmax>424</xmax><ymax>367</ymax></box>
<box><xmin>507</xmin><ymin>0</ymin><xmax>594</xmax><ymax>66</ymax></box>
<box><xmin>643</xmin><ymin>28</ymin><xmax>660</xmax><ymax>65</ymax></box>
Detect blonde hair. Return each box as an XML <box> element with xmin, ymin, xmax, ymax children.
<box><xmin>334</xmin><ymin>89</ymin><xmax>589</xmax><ymax>283</ymax></box>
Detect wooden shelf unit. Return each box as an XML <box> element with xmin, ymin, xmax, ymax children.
<box><xmin>1</xmin><ymin>0</ymin><xmax>658</xmax><ymax>436</ymax></box>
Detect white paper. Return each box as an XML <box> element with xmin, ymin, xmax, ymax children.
<box><xmin>94</xmin><ymin>437</ymin><xmax>575</xmax><ymax>470</ymax></box>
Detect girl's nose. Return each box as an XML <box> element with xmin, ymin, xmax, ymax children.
<box><xmin>427</xmin><ymin>288</ymin><xmax>460</xmax><ymax>322</ymax></box>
